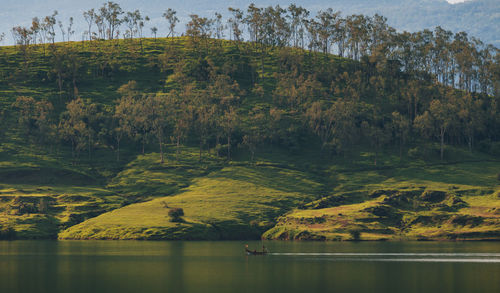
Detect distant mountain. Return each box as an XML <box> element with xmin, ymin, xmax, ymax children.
<box><xmin>1</xmin><ymin>0</ymin><xmax>498</xmax><ymax>46</ymax></box>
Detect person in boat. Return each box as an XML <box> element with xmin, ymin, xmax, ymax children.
<box><xmin>245</xmin><ymin>244</ymin><xmax>268</xmax><ymax>254</ymax></box>
<box><xmin>244</xmin><ymin>244</ymin><xmax>254</xmax><ymax>253</ymax></box>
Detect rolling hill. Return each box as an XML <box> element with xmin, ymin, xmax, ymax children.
<box><xmin>0</xmin><ymin>34</ymin><xmax>499</xmax><ymax>241</ymax></box>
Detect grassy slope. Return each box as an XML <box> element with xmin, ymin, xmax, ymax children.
<box><xmin>263</xmin><ymin>160</ymin><xmax>500</xmax><ymax>241</ymax></box>
<box><xmin>58</xmin><ymin>147</ymin><xmax>500</xmax><ymax>240</ymax></box>
<box><xmin>59</xmin><ymin>156</ymin><xmax>324</xmax><ymax>240</ymax></box>
<box><xmin>0</xmin><ymin>38</ymin><xmax>499</xmax><ymax>240</ymax></box>
<box><xmin>0</xmin><ymin>137</ymin><xmax>124</xmax><ymax>239</ymax></box>
<box><xmin>2</xmin><ymin>142</ymin><xmax>499</xmax><ymax>240</ymax></box>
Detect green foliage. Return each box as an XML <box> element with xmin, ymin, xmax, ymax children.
<box><xmin>264</xmin><ymin>159</ymin><xmax>500</xmax><ymax>241</ymax></box>
<box><xmin>168</xmin><ymin>208</ymin><xmax>184</xmax><ymax>222</ymax></box>
<box><xmin>0</xmin><ymin>6</ymin><xmax>499</xmax><ymax>241</ymax></box>
<box><xmin>59</xmin><ymin>159</ymin><xmax>324</xmax><ymax>240</ymax></box>
<box><xmin>349</xmin><ymin>230</ymin><xmax>361</xmax><ymax>241</ymax></box>
<box><xmin>0</xmin><ymin>226</ymin><xmax>16</xmax><ymax>240</ymax></box>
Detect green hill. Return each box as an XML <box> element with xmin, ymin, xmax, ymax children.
<box><xmin>0</xmin><ymin>36</ymin><xmax>499</xmax><ymax>241</ymax></box>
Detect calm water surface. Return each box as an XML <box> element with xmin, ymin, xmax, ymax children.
<box><xmin>0</xmin><ymin>240</ymin><xmax>499</xmax><ymax>293</ymax></box>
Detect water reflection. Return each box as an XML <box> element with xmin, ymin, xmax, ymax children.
<box><xmin>0</xmin><ymin>241</ymin><xmax>499</xmax><ymax>293</ymax></box>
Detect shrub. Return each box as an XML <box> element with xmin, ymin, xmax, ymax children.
<box><xmin>420</xmin><ymin>190</ymin><xmax>446</xmax><ymax>202</ymax></box>
<box><xmin>349</xmin><ymin>230</ymin><xmax>361</xmax><ymax>241</ymax></box>
<box><xmin>486</xmin><ymin>141</ymin><xmax>500</xmax><ymax>156</ymax></box>
<box><xmin>216</xmin><ymin>144</ymin><xmax>228</xmax><ymax>158</ymax></box>
<box><xmin>38</xmin><ymin>198</ymin><xmax>50</xmax><ymax>214</ymax></box>
<box><xmin>491</xmin><ymin>142</ymin><xmax>500</xmax><ymax>155</ymax></box>
<box><xmin>0</xmin><ymin>226</ymin><xmax>16</xmax><ymax>240</ymax></box>
<box><xmin>10</xmin><ymin>202</ymin><xmax>38</xmax><ymax>215</ymax></box>
<box><xmin>407</xmin><ymin>147</ymin><xmax>422</xmax><ymax>159</ymax></box>
<box><xmin>168</xmin><ymin>208</ymin><xmax>184</xmax><ymax>222</ymax></box>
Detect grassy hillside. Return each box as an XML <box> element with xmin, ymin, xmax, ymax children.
<box><xmin>264</xmin><ymin>160</ymin><xmax>500</xmax><ymax>241</ymax></box>
<box><xmin>2</xmin><ymin>142</ymin><xmax>498</xmax><ymax>241</ymax></box>
<box><xmin>58</xmin><ymin>150</ymin><xmax>500</xmax><ymax>241</ymax></box>
<box><xmin>60</xmin><ymin>155</ymin><xmax>324</xmax><ymax>240</ymax></box>
<box><xmin>0</xmin><ymin>37</ymin><xmax>499</xmax><ymax>241</ymax></box>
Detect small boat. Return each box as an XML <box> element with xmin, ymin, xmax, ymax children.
<box><xmin>245</xmin><ymin>244</ymin><xmax>268</xmax><ymax>255</ymax></box>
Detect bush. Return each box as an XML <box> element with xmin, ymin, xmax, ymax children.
<box><xmin>497</xmin><ymin>172</ymin><xmax>500</xmax><ymax>182</ymax></box>
<box><xmin>349</xmin><ymin>230</ymin><xmax>361</xmax><ymax>241</ymax></box>
<box><xmin>10</xmin><ymin>202</ymin><xmax>38</xmax><ymax>215</ymax></box>
<box><xmin>408</xmin><ymin>145</ymin><xmax>440</xmax><ymax>159</ymax></box>
<box><xmin>38</xmin><ymin>198</ymin><xmax>50</xmax><ymax>214</ymax></box>
<box><xmin>478</xmin><ymin>140</ymin><xmax>500</xmax><ymax>156</ymax></box>
<box><xmin>0</xmin><ymin>226</ymin><xmax>16</xmax><ymax>240</ymax></box>
<box><xmin>490</xmin><ymin>142</ymin><xmax>500</xmax><ymax>155</ymax></box>
<box><xmin>420</xmin><ymin>190</ymin><xmax>446</xmax><ymax>202</ymax></box>
<box><xmin>216</xmin><ymin>144</ymin><xmax>228</xmax><ymax>158</ymax></box>
<box><xmin>407</xmin><ymin>147</ymin><xmax>423</xmax><ymax>159</ymax></box>
<box><xmin>168</xmin><ymin>208</ymin><xmax>184</xmax><ymax>222</ymax></box>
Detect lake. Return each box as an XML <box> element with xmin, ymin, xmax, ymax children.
<box><xmin>0</xmin><ymin>241</ymin><xmax>499</xmax><ymax>293</ymax></box>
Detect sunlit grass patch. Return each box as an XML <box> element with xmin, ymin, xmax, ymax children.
<box><xmin>60</xmin><ymin>164</ymin><xmax>324</xmax><ymax>240</ymax></box>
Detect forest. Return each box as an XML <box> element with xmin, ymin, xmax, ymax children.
<box><xmin>0</xmin><ymin>2</ymin><xmax>499</xmax><ymax>241</ymax></box>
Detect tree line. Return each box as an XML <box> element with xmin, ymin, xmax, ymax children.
<box><xmin>10</xmin><ymin>57</ymin><xmax>500</xmax><ymax>164</ymax></box>
<box><xmin>7</xmin><ymin>2</ymin><xmax>499</xmax><ymax>95</ymax></box>
<box><xmin>2</xmin><ymin>2</ymin><xmax>500</xmax><ymax>165</ymax></box>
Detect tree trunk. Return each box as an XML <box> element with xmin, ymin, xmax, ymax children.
<box><xmin>199</xmin><ymin>139</ymin><xmax>203</xmax><ymax>161</ymax></box>
<box><xmin>399</xmin><ymin>135</ymin><xmax>403</xmax><ymax>161</ymax></box>
<box><xmin>116</xmin><ymin>138</ymin><xmax>120</xmax><ymax>162</ymax></box>
<box><xmin>227</xmin><ymin>132</ymin><xmax>231</xmax><ymax>161</ymax></box>
<box><xmin>216</xmin><ymin>134</ymin><xmax>220</xmax><ymax>157</ymax></box>
<box><xmin>468</xmin><ymin>133</ymin><xmax>473</xmax><ymax>152</ymax></box>
<box><xmin>440</xmin><ymin>127</ymin><xmax>445</xmax><ymax>161</ymax></box>
<box><xmin>414</xmin><ymin>96</ymin><xmax>418</xmax><ymax>120</ymax></box>
<box><xmin>88</xmin><ymin>133</ymin><xmax>91</xmax><ymax>161</ymax></box>
<box><xmin>408</xmin><ymin>96</ymin><xmax>412</xmax><ymax>123</ymax></box>
<box><xmin>468</xmin><ymin>128</ymin><xmax>473</xmax><ymax>152</ymax></box>
<box><xmin>73</xmin><ymin>77</ymin><xmax>78</xmax><ymax>98</ymax></box>
<box><xmin>58</xmin><ymin>73</ymin><xmax>63</xmax><ymax>93</ymax></box>
<box><xmin>176</xmin><ymin>135</ymin><xmax>180</xmax><ymax>161</ymax></box>
<box><xmin>260</xmin><ymin>45</ymin><xmax>265</xmax><ymax>78</ymax></box>
<box><xmin>71</xmin><ymin>139</ymin><xmax>75</xmax><ymax>165</ymax></box>
<box><xmin>159</xmin><ymin>132</ymin><xmax>164</xmax><ymax>164</ymax></box>
<box><xmin>142</xmin><ymin>131</ymin><xmax>146</xmax><ymax>154</ymax></box>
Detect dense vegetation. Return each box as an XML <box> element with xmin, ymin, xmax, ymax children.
<box><xmin>0</xmin><ymin>2</ymin><xmax>499</xmax><ymax>240</ymax></box>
